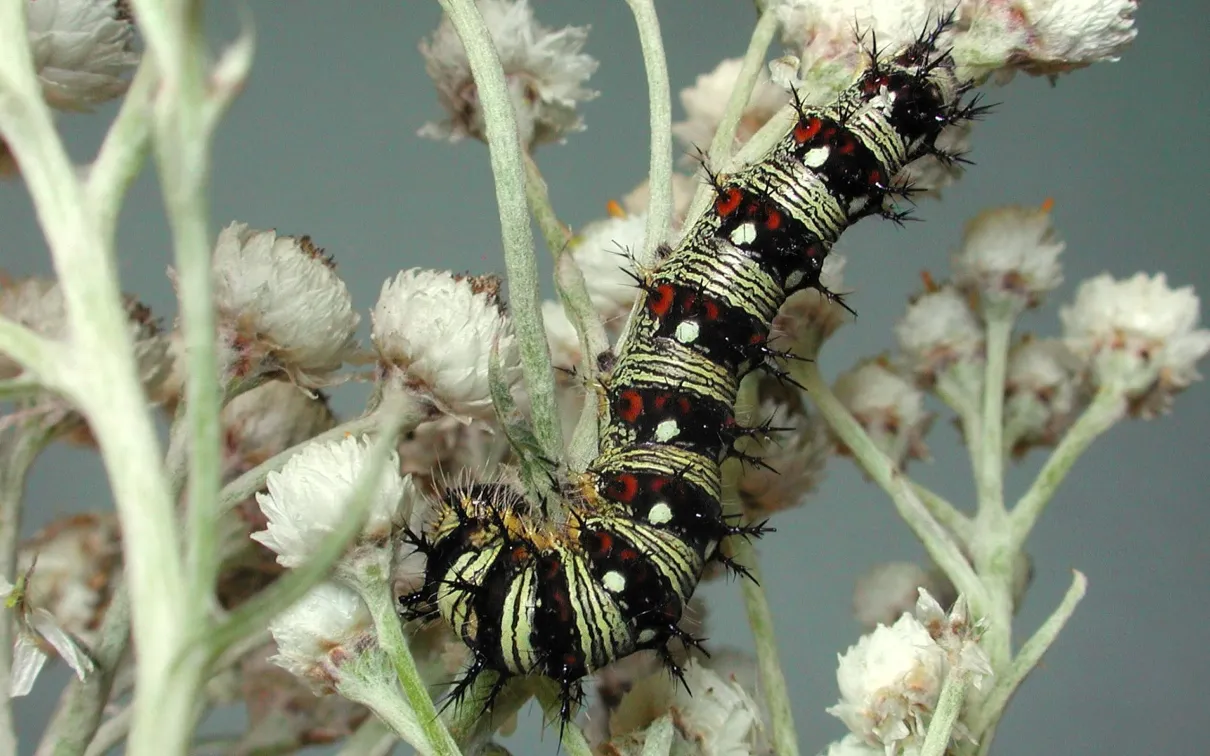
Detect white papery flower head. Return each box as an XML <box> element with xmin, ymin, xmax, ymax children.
<box><xmin>4</xmin><ymin>570</ymin><xmax>96</xmax><ymax>697</ymax></box>
<box><xmin>853</xmin><ymin>562</ymin><xmax>955</xmax><ymax>631</ymax></box>
<box><xmin>772</xmin><ymin>253</ymin><xmax>850</xmax><ymax>358</ymax></box>
<box><xmin>738</xmin><ymin>391</ymin><xmax>830</xmax><ymax>519</ymax></box>
<box><xmin>828</xmin><ymin>613</ymin><xmax>946</xmax><ymax>752</ymax></box>
<box><xmin>25</xmin><ymin>0</ymin><xmax>139</xmax><ymax>111</ymax></box>
<box><xmin>209</xmin><ymin>222</ymin><xmax>360</xmax><ymax>389</ymax></box>
<box><xmin>0</xmin><ymin>276</ymin><xmax>169</xmax><ymax>435</ymax></box>
<box><xmin>1059</xmin><ymin>272</ymin><xmax>1210</xmax><ymax>417</ymax></box>
<box><xmin>900</xmin><ymin>120</ymin><xmax>972</xmax><ymax>195</ymax></box>
<box><xmin>569</xmin><ymin>211</ymin><xmax>648</xmax><ymax>325</ymax></box>
<box><xmin>895</xmin><ymin>285</ymin><xmax>985</xmax><ymax>381</ymax></box>
<box><xmin>915</xmin><ymin>590</ymin><xmax>993</xmax><ymax>692</ymax></box>
<box><xmin>418</xmin><ymin>0</ymin><xmax>598</xmax><ymax>149</ymax></box>
<box><xmin>372</xmin><ymin>269</ymin><xmax>520</xmax><ymax>420</ymax></box>
<box><xmin>821</xmin><ymin>734</ymin><xmax>906</xmax><ymax>756</ymax></box>
<box><xmin>596</xmin><ymin>655</ymin><xmax>767</xmax><ymax>756</ymax></box>
<box><xmin>775</xmin><ymin>0</ymin><xmax>954</xmax><ymax>95</ymax></box>
<box><xmin>221</xmin><ymin>381</ymin><xmax>337</xmax><ymax>479</ymax></box>
<box><xmin>268</xmin><ymin>581</ymin><xmax>374</xmax><ymax>694</ymax></box>
<box><xmin>833</xmin><ymin>358</ymin><xmax>933</xmax><ymax>467</ymax></box>
<box><xmin>1004</xmin><ymin>336</ymin><xmax>1082</xmax><ymax>456</ymax></box>
<box><xmin>953</xmin><ymin>0</ymin><xmax>1138</xmax><ymax>81</ymax></box>
<box><xmin>252</xmin><ymin>435</ymin><xmax>412</xmax><ymax>569</ymax></box>
<box><xmin>952</xmin><ymin>202</ymin><xmax>1065</xmax><ymax>312</ymax></box>
<box><xmin>672</xmin><ymin>57</ymin><xmax>790</xmax><ymax>159</ymax></box>
<box><xmin>17</xmin><ymin>513</ymin><xmax>122</xmax><ymax>648</ymax></box>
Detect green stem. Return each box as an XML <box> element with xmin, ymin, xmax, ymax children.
<box><xmin>1009</xmin><ymin>388</ymin><xmax>1125</xmax><ymax>549</ymax></box>
<box><xmin>0</xmin><ymin>318</ymin><xmax>61</xmax><ymax>390</ymax></box>
<box><xmin>0</xmin><ymin>426</ymin><xmax>50</xmax><ymax>754</ymax></box>
<box><xmin>641</xmin><ymin>715</ymin><xmax>675</xmax><ymax>756</ymax></box>
<box><xmin>919</xmin><ymin>664</ymin><xmax>971</xmax><ymax>756</ymax></box>
<box><xmin>335</xmin><ymin>718</ymin><xmax>396</xmax><ymax>756</ymax></box>
<box><xmin>218</xmin><ymin>412</ymin><xmax>392</xmax><ymax>514</ymax></box>
<box><xmin>733</xmin><ymin>538</ymin><xmax>799</xmax><ymax>756</ymax></box>
<box><xmin>968</xmin><ymin>571</ymin><xmax>1087</xmax><ymax>747</ymax></box>
<box><xmin>36</xmin><ymin>583</ymin><xmax>132</xmax><ymax>756</ymax></box>
<box><xmin>353</xmin><ymin>574</ymin><xmax>459</xmax><ymax>756</ymax></box>
<box><xmin>622</xmin><ymin>0</ymin><xmax>672</xmax><ymax>268</ymax></box>
<box><xmin>80</xmin><ymin>702</ymin><xmax>132</xmax><ymax>756</ymax></box>
<box><xmin>709</xmin><ymin>10</ymin><xmax>778</xmax><ymax>164</ymax></box>
<box><xmin>796</xmin><ymin>361</ymin><xmax>988</xmax><ymax>610</ymax></box>
<box><xmin>86</xmin><ymin>58</ymin><xmax>156</xmax><ymax>240</ymax></box>
<box><xmin>970</xmin><ymin>315</ymin><xmax>1014</xmax><ymax>670</ymax></box>
<box><xmin>436</xmin><ymin>0</ymin><xmax>564</xmax><ymax>466</ymax></box>
<box><xmin>522</xmin><ymin>152</ymin><xmax>571</xmax><ymax>256</ymax></box>
<box><xmin>0</xmin><ymin>6</ymin><xmax>189</xmax><ymax>754</ymax></box>
<box><xmin>911</xmin><ymin>482</ymin><xmax>973</xmax><ymax>545</ymax></box>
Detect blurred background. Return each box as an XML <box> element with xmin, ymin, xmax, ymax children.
<box><xmin>2</xmin><ymin>2</ymin><xmax>1206</xmax><ymax>754</ymax></box>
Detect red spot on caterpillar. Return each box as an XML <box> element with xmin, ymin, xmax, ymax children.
<box><xmin>588</xmin><ymin>530</ymin><xmax>613</xmax><ymax>556</ymax></box>
<box><xmin>676</xmin><ymin>397</ymin><xmax>692</xmax><ymax>415</ymax></box>
<box><xmin>764</xmin><ymin>208</ymin><xmax>783</xmax><ymax>230</ymax></box>
<box><xmin>715</xmin><ymin>187</ymin><xmax>743</xmax><ymax>217</ymax></box>
<box><xmin>619</xmin><ymin>548</ymin><xmax>639</xmax><ymax>562</ymax></box>
<box><xmin>617</xmin><ymin>389</ymin><xmax>643</xmax><ymax>423</ymax></box>
<box><xmin>838</xmin><ymin>134</ymin><xmax>857</xmax><ymax>155</ymax></box>
<box><xmin>510</xmin><ymin>545</ymin><xmax>530</xmax><ymax>563</ymax></box>
<box><xmin>794</xmin><ymin>116</ymin><xmax>822</xmax><ymax>143</ymax></box>
<box><xmin>606</xmin><ymin>473</ymin><xmax>640</xmax><ymax>502</ymax></box>
<box><xmin>649</xmin><ymin>476</ymin><xmax>667</xmax><ymax>492</ymax></box>
<box><xmin>649</xmin><ymin>283</ymin><xmax>675</xmax><ymax>317</ymax></box>
<box><xmin>702</xmin><ymin>300</ymin><xmax>720</xmax><ymax>321</ymax></box>
<box><xmin>653</xmin><ymin>393</ymin><xmax>669</xmax><ymax>411</ymax></box>
<box><xmin>868</xmin><ymin>168</ymin><xmax>883</xmax><ymax>187</ymax></box>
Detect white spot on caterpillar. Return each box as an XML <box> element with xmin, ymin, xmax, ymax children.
<box><xmin>675</xmin><ymin>320</ymin><xmax>700</xmax><ymax>344</ymax></box>
<box><xmin>603</xmin><ymin>571</ymin><xmax>626</xmax><ymax>593</ymax></box>
<box><xmin>638</xmin><ymin>629</ymin><xmax>657</xmax><ymax>644</ymax></box>
<box><xmin>655</xmin><ymin>419</ymin><xmax>680</xmax><ymax>442</ymax></box>
<box><xmin>648</xmin><ymin>502</ymin><xmax>673</xmax><ymax>525</ymax></box>
<box><xmin>848</xmin><ymin>195</ymin><xmax>869</xmax><ymax>216</ymax></box>
<box><xmin>730</xmin><ymin>222</ymin><xmax>757</xmax><ymax>245</ymax></box>
<box><xmin>803</xmin><ymin>146</ymin><xmax>830</xmax><ymax>167</ymax></box>
<box><xmin>785</xmin><ymin>270</ymin><xmax>805</xmax><ymax>290</ymax></box>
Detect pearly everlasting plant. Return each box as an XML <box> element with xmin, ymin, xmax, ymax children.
<box><xmin>0</xmin><ymin>1</ymin><xmax>1201</xmax><ymax>756</ymax></box>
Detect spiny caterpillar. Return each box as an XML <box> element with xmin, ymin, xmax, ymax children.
<box><xmin>400</xmin><ymin>14</ymin><xmax>982</xmax><ymax>727</ymax></box>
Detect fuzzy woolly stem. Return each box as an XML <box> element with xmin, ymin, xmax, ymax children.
<box><xmin>969</xmin><ymin>571</ymin><xmax>1088</xmax><ymax>747</ymax></box>
<box><xmin>86</xmin><ymin>59</ymin><xmax>156</xmax><ymax>240</ymax></box>
<box><xmin>919</xmin><ymin>663</ymin><xmax>972</xmax><ymax>756</ymax></box>
<box><xmin>683</xmin><ymin>8</ymin><xmax>780</xmax><ymax>233</ymax></box>
<box><xmin>623</xmin><ymin>0</ymin><xmax>672</xmax><ymax>268</ymax></box>
<box><xmin>733</xmin><ymin>537</ymin><xmax>800</xmax><ymax>756</ymax></box>
<box><xmin>911</xmin><ymin>482</ymin><xmax>973</xmax><ymax>545</ymax></box>
<box><xmin>641</xmin><ymin>715</ymin><xmax>675</xmax><ymax>756</ymax></box>
<box><xmin>36</xmin><ymin>583</ymin><xmax>131</xmax><ymax>756</ymax></box>
<box><xmin>0</xmin><ymin>4</ymin><xmax>189</xmax><ymax>753</ymax></box>
<box><xmin>0</xmin><ymin>319</ymin><xmax>63</xmax><ymax>391</ymax></box>
<box><xmin>80</xmin><ymin>703</ymin><xmax>132</xmax><ymax>756</ymax></box>
<box><xmin>351</xmin><ymin>572</ymin><xmax>459</xmax><ymax>756</ymax></box>
<box><xmin>523</xmin><ymin>152</ymin><xmax>572</xmax><ymax>255</ymax></box>
<box><xmin>336</xmin><ymin>718</ymin><xmax>396</xmax><ymax>756</ymax></box>
<box><xmin>1009</xmin><ymin>387</ymin><xmax>1125</xmax><ymax>549</ymax></box>
<box><xmin>207</xmin><ymin>397</ymin><xmax>424</xmax><ymax>659</ymax></box>
<box><xmin>795</xmin><ymin>362</ymin><xmax>989</xmax><ymax>611</ymax></box>
<box><xmin>0</xmin><ymin>426</ymin><xmax>50</xmax><ymax>754</ymax></box>
<box><xmin>971</xmin><ymin>314</ymin><xmax>1014</xmax><ymax>669</ymax></box>
<box><xmin>435</xmin><ymin>0</ymin><xmax>564</xmax><ymax>466</ymax></box>
<box><xmin>218</xmin><ymin>411</ymin><xmax>399</xmax><ymax>514</ymax></box>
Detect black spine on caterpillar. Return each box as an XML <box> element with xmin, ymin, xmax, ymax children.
<box><xmin>399</xmin><ymin>15</ymin><xmax>975</xmax><ymax>730</ymax></box>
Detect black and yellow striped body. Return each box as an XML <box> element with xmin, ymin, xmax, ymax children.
<box><xmin>400</xmin><ymin>24</ymin><xmax>975</xmax><ymax>727</ymax></box>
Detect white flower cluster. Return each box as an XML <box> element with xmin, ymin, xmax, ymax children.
<box><xmin>836</xmin><ymin>203</ymin><xmax>1208</xmax><ymax>462</ymax></box>
<box><xmin>826</xmin><ymin>590</ymin><xmax>990</xmax><ymax>754</ymax></box>
<box><xmin>25</xmin><ymin>0</ymin><xmax>138</xmax><ymax>112</ymax></box>
<box><xmin>419</xmin><ymin>0</ymin><xmax>598</xmax><ymax>149</ymax></box>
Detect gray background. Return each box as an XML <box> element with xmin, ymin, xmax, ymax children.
<box><xmin>3</xmin><ymin>2</ymin><xmax>1207</xmax><ymax>754</ymax></box>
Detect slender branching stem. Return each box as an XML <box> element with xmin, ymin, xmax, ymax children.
<box><xmin>435</xmin><ymin>0</ymin><xmax>564</xmax><ymax>466</ymax></box>
<box><xmin>733</xmin><ymin>537</ymin><xmax>800</xmax><ymax>756</ymax></box>
<box><xmin>1009</xmin><ymin>387</ymin><xmax>1125</xmax><ymax>549</ymax></box>
<box><xmin>919</xmin><ymin>663</ymin><xmax>972</xmax><ymax>756</ymax></box>
<box><xmin>968</xmin><ymin>571</ymin><xmax>1088</xmax><ymax>746</ymax></box>
<box><xmin>796</xmin><ymin>361</ymin><xmax>989</xmax><ymax>611</ymax></box>
<box><xmin>622</xmin><ymin>0</ymin><xmax>672</xmax><ymax>268</ymax></box>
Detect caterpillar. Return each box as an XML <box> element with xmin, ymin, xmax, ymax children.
<box><xmin>400</xmin><ymin>13</ymin><xmax>980</xmax><ymax>727</ymax></box>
